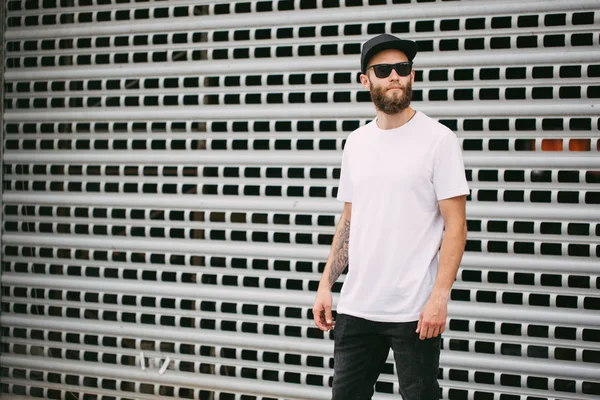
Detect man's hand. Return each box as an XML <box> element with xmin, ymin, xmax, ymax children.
<box><xmin>416</xmin><ymin>294</ymin><xmax>448</xmax><ymax>340</ymax></box>
<box><xmin>313</xmin><ymin>289</ymin><xmax>335</xmax><ymax>331</ymax></box>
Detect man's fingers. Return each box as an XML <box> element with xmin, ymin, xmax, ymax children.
<box><xmin>418</xmin><ymin>322</ymin><xmax>445</xmax><ymax>340</ymax></box>
<box><xmin>416</xmin><ymin>316</ymin><xmax>422</xmax><ymax>333</ymax></box>
<box><xmin>324</xmin><ymin>306</ymin><xmax>334</xmax><ymax>325</ymax></box>
<box><xmin>312</xmin><ymin>310</ymin><xmax>322</xmax><ymax>329</ymax></box>
<box><xmin>427</xmin><ymin>327</ymin><xmax>436</xmax><ymax>339</ymax></box>
<box><xmin>312</xmin><ymin>306</ymin><xmax>319</xmax><ymax>322</ymax></box>
<box><xmin>419</xmin><ymin>324</ymin><xmax>426</xmax><ymax>340</ymax></box>
<box><xmin>312</xmin><ymin>290</ymin><xmax>333</xmax><ymax>332</ymax></box>
<box><xmin>312</xmin><ymin>304</ymin><xmax>326</xmax><ymax>329</ymax></box>
<box><xmin>315</xmin><ymin>318</ymin><xmax>325</xmax><ymax>330</ymax></box>
<box><xmin>315</xmin><ymin>316</ymin><xmax>328</xmax><ymax>331</ymax></box>
<box><xmin>312</xmin><ymin>304</ymin><xmax>335</xmax><ymax>332</ymax></box>
<box><xmin>323</xmin><ymin>307</ymin><xmax>335</xmax><ymax>331</ymax></box>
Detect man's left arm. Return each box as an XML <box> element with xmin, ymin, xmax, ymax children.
<box><xmin>416</xmin><ymin>194</ymin><xmax>468</xmax><ymax>340</ymax></box>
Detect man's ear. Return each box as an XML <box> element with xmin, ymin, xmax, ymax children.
<box><xmin>360</xmin><ymin>73</ymin><xmax>370</xmax><ymax>90</ymax></box>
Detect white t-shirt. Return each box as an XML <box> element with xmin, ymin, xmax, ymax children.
<box><xmin>336</xmin><ymin>111</ymin><xmax>470</xmax><ymax>322</ymax></box>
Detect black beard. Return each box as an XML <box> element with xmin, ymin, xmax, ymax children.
<box><xmin>370</xmin><ymin>80</ymin><xmax>412</xmax><ymax>115</ymax></box>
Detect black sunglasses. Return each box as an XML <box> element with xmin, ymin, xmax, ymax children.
<box><xmin>367</xmin><ymin>62</ymin><xmax>413</xmax><ymax>78</ymax></box>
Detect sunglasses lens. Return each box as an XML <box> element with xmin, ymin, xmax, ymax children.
<box><xmin>374</xmin><ymin>65</ymin><xmax>391</xmax><ymax>78</ymax></box>
<box><xmin>395</xmin><ymin>63</ymin><xmax>411</xmax><ymax>76</ymax></box>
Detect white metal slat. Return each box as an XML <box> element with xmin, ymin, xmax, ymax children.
<box><xmin>2</xmin><ymin>0</ymin><xmax>600</xmax><ymax>399</ymax></box>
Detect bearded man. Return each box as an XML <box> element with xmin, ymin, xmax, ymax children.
<box><xmin>312</xmin><ymin>34</ymin><xmax>470</xmax><ymax>399</ymax></box>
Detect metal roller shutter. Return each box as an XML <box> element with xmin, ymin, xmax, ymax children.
<box><xmin>1</xmin><ymin>0</ymin><xmax>599</xmax><ymax>399</ymax></box>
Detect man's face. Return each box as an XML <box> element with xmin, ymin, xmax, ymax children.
<box><xmin>360</xmin><ymin>49</ymin><xmax>414</xmax><ymax>115</ymax></box>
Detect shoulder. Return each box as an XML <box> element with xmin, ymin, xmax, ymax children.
<box><xmin>413</xmin><ymin>112</ymin><xmax>459</xmax><ymax>148</ymax></box>
<box><xmin>350</xmin><ymin>119</ymin><xmax>377</xmax><ymax>137</ymax></box>
<box><xmin>344</xmin><ymin>119</ymin><xmax>376</xmax><ymax>148</ymax></box>
<box><xmin>415</xmin><ymin>112</ymin><xmax>454</xmax><ymax>137</ymax></box>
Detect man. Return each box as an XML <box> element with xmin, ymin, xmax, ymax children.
<box><xmin>312</xmin><ymin>34</ymin><xmax>469</xmax><ymax>399</ymax></box>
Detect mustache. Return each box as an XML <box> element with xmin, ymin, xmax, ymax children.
<box><xmin>385</xmin><ymin>83</ymin><xmax>406</xmax><ymax>89</ymax></box>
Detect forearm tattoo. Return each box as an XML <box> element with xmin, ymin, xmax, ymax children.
<box><xmin>328</xmin><ymin>218</ymin><xmax>350</xmax><ymax>286</ymax></box>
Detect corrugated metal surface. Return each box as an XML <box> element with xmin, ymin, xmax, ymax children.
<box><xmin>1</xmin><ymin>0</ymin><xmax>599</xmax><ymax>399</ymax></box>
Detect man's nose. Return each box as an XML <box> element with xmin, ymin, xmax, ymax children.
<box><xmin>388</xmin><ymin>67</ymin><xmax>401</xmax><ymax>80</ymax></box>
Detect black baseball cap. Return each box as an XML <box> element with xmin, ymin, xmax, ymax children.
<box><xmin>361</xmin><ymin>34</ymin><xmax>418</xmax><ymax>73</ymax></box>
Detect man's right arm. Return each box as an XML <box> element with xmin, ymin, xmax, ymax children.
<box><xmin>312</xmin><ymin>202</ymin><xmax>352</xmax><ymax>331</ymax></box>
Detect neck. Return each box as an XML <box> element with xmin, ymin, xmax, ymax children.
<box><xmin>375</xmin><ymin>107</ymin><xmax>416</xmax><ymax>130</ymax></box>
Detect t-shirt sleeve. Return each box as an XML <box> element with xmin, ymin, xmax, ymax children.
<box><xmin>432</xmin><ymin>132</ymin><xmax>470</xmax><ymax>200</ymax></box>
<box><xmin>336</xmin><ymin>138</ymin><xmax>353</xmax><ymax>202</ymax></box>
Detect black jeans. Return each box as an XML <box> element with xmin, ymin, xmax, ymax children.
<box><xmin>332</xmin><ymin>314</ymin><xmax>441</xmax><ymax>400</ymax></box>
